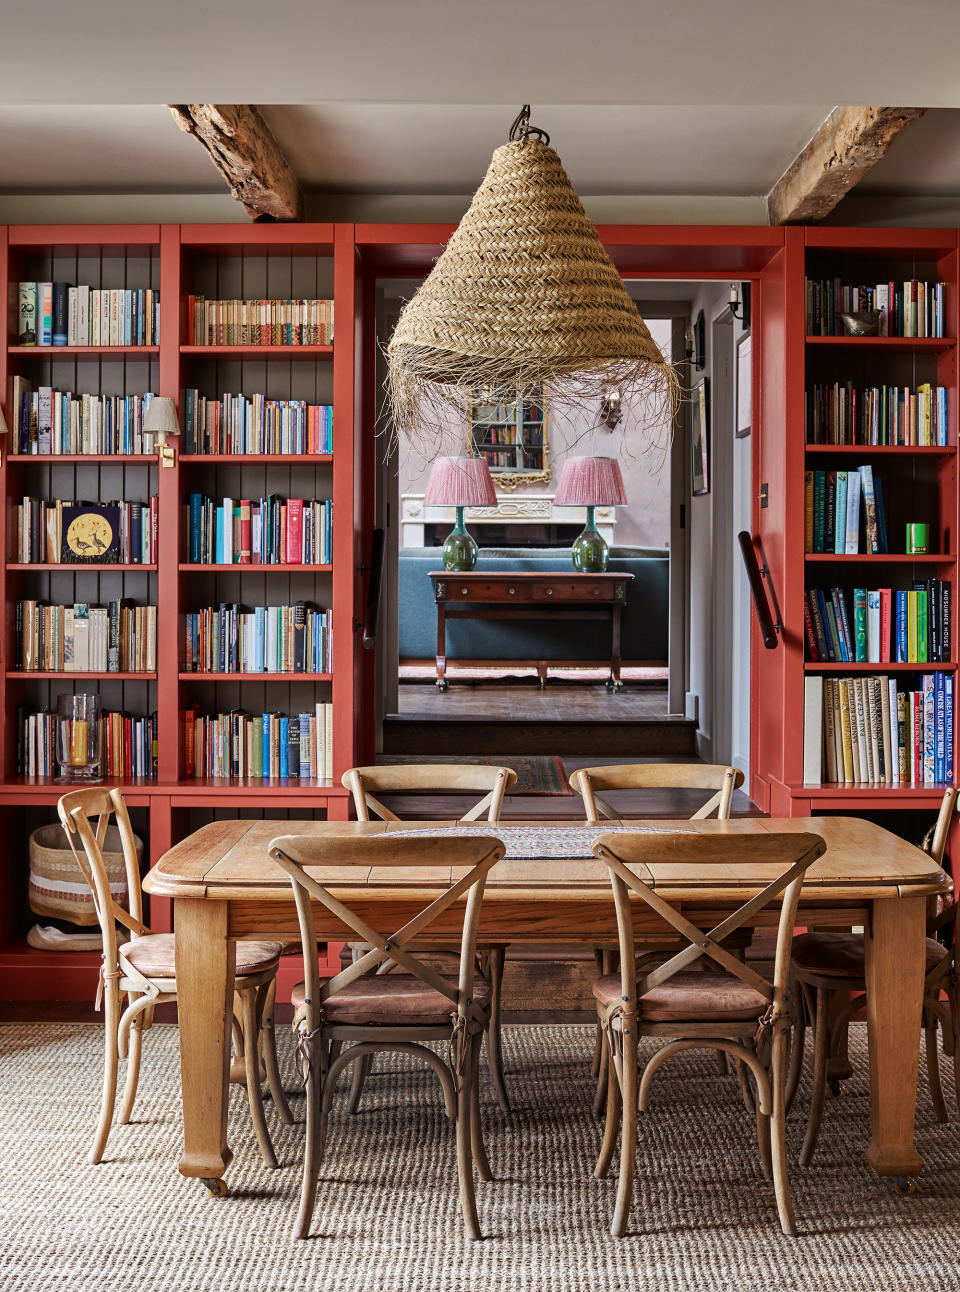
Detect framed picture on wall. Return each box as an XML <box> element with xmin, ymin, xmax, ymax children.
<box><xmin>736</xmin><ymin>332</ymin><xmax>752</xmax><ymax>438</ymax></box>
<box><xmin>691</xmin><ymin>378</ymin><xmax>710</xmax><ymax>496</ymax></box>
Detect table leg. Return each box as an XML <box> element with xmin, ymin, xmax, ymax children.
<box><xmin>436</xmin><ymin>604</ymin><xmax>448</xmax><ymax>692</ymax></box>
<box><xmin>864</xmin><ymin>895</ymin><xmax>925</xmax><ymax>1181</ymax></box>
<box><xmin>175</xmin><ymin>897</ymin><xmax>236</xmax><ymax>1181</ymax></box>
<box><xmin>608</xmin><ymin>603</ymin><xmax>623</xmax><ymax>691</ymax></box>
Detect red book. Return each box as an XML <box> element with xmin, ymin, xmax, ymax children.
<box><xmin>912</xmin><ymin>691</ymin><xmax>922</xmax><ymax>784</ymax></box>
<box><xmin>803</xmin><ymin>596</ymin><xmax>819</xmax><ymax>661</ymax></box>
<box><xmin>238</xmin><ymin>500</ymin><xmax>252</xmax><ymax>564</ymax></box>
<box><xmin>286</xmin><ymin>499</ymin><xmax>303</xmax><ymax>564</ymax></box>
<box><xmin>879</xmin><ymin>588</ymin><xmax>892</xmax><ymax>663</ymax></box>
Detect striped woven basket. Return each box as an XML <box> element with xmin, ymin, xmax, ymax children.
<box><xmin>28</xmin><ymin>823</ymin><xmax>139</xmax><ymax>926</ymax></box>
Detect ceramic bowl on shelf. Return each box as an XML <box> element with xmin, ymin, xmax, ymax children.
<box><xmin>838</xmin><ymin>310</ymin><xmax>882</xmax><ymax>336</ymax></box>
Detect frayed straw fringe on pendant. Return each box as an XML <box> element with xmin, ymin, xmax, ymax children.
<box><xmin>387</xmin><ymin>137</ymin><xmax>679</xmax><ymax>443</ymax></box>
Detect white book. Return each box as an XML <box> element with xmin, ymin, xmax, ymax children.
<box><xmin>67</xmin><ymin>288</ymin><xmax>78</xmax><ymax>346</ymax></box>
<box><xmin>37</xmin><ymin>387</ymin><xmax>53</xmax><ymax>455</ymax></box>
<box><xmin>844</xmin><ymin>470</ymin><xmax>861</xmax><ymax>554</ymax></box>
<box><xmin>101</xmin><ymin>292</ymin><xmax>110</xmax><ymax>347</ymax></box>
<box><xmin>803</xmin><ymin>676</ymin><xmax>824</xmax><ymax>783</ymax></box>
<box><xmin>885</xmin><ymin>678</ymin><xmax>898</xmax><ymax>786</ymax></box>
<box><xmin>866</xmin><ymin>590</ymin><xmax>881</xmax><ymax>663</ymax></box>
<box><xmin>74</xmin><ymin>603</ymin><xmax>89</xmax><ymax>672</ymax></box>
<box><xmin>63</xmin><ymin>607</ymin><xmax>74</xmax><ymax>668</ymax></box>
<box><xmin>77</xmin><ymin>285</ymin><xmax>90</xmax><ymax>345</ymax></box>
<box><xmin>222</xmin><ymin>498</ymin><xmax>233</xmax><ymax>564</ymax></box>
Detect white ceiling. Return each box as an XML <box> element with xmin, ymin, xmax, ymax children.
<box><xmin>1</xmin><ymin>0</ymin><xmax>959</xmax><ymax>106</ymax></box>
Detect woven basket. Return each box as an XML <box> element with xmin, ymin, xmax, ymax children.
<box><xmin>387</xmin><ymin>135</ymin><xmax>677</xmax><ymax>439</ymax></box>
<box><xmin>28</xmin><ymin>823</ymin><xmax>139</xmax><ymax>926</ymax></box>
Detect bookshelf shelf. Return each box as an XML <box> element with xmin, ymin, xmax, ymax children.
<box><xmin>6</xmin><ymin>671</ymin><xmax>157</xmax><ymax>681</ymax></box>
<box><xmin>8</xmin><ymin>346</ymin><xmax>160</xmax><ymax>358</ymax></box>
<box><xmin>805</xmin><ymin>336</ymin><xmax>955</xmax><ymax>352</ymax></box>
<box><xmin>790</xmin><ymin>782</ymin><xmax>955</xmax><ymax>799</ymax></box>
<box><xmin>179</xmin><ymin>563</ymin><xmax>332</xmax><ymax>573</ymax></box>
<box><xmin>804</xmin><ymin>662</ymin><xmax>957</xmax><ymax>673</ymax></box>
<box><xmin>178</xmin><ymin>672</ymin><xmax>334</xmax><ymax>681</ymax></box>
<box><xmin>7</xmin><ymin>454</ymin><xmax>156</xmax><ymax>465</ymax></box>
<box><xmin>804</xmin><ymin>444</ymin><xmax>956</xmax><ymax>457</ymax></box>
<box><xmin>805</xmin><ymin>553</ymin><xmax>954</xmax><ymax>564</ymax></box>
<box><xmin>178</xmin><ymin>454</ymin><xmax>333</xmax><ymax>464</ymax></box>
<box><xmin>180</xmin><ymin>345</ymin><xmax>333</xmax><ymax>360</ymax></box>
<box><xmin>8</xmin><ymin>563</ymin><xmax>157</xmax><ymax>573</ymax></box>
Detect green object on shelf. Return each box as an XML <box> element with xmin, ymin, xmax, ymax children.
<box><xmin>442</xmin><ymin>506</ymin><xmax>479</xmax><ymax>571</ymax></box>
<box><xmin>570</xmin><ymin>505</ymin><xmax>609</xmax><ymax>572</ymax></box>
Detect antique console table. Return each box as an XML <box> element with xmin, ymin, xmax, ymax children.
<box><xmin>428</xmin><ymin>570</ymin><xmax>633</xmax><ymax>691</ymax></box>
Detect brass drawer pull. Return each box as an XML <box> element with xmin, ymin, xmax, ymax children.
<box><xmin>508</xmin><ymin>586</ymin><xmax>516</xmax><ymax>595</ymax></box>
<box><xmin>545</xmin><ymin>587</ymin><xmax>554</xmax><ymax>596</ymax></box>
<box><xmin>460</xmin><ymin>586</ymin><xmax>470</xmax><ymax>596</ymax></box>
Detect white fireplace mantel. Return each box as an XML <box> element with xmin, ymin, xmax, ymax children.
<box><xmin>400</xmin><ymin>492</ymin><xmax>617</xmax><ymax>548</ymax></box>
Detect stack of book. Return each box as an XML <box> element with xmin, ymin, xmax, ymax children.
<box><xmin>10</xmin><ymin>380</ymin><xmax>159</xmax><ymax>455</ymax></box>
<box><xmin>16</xmin><ymin>708</ymin><xmax>157</xmax><ymax>779</ymax></box>
<box><xmin>16</xmin><ymin>600</ymin><xmax>157</xmax><ymax>672</ymax></box>
<box><xmin>184</xmin><ymin>705</ymin><xmax>334</xmax><ymax>781</ymax></box>
<box><xmin>18</xmin><ymin>282</ymin><xmax>159</xmax><ymax>346</ymax></box>
<box><xmin>804</xmin><ymin>466</ymin><xmax>889</xmax><ymax>554</ymax></box>
<box><xmin>805</xmin><ymin>277</ymin><xmax>945</xmax><ymax>337</ymax></box>
<box><xmin>186</xmin><ymin>298</ymin><xmax>333</xmax><ymax>346</ymax></box>
<box><xmin>18</xmin><ymin>497</ymin><xmax>158</xmax><ymax>565</ymax></box>
<box><xmin>183</xmin><ymin>390</ymin><xmax>333</xmax><ymax>455</ymax></box>
<box><xmin>183</xmin><ymin>603</ymin><xmax>332</xmax><ymax>674</ymax></box>
<box><xmin>187</xmin><ymin>495</ymin><xmax>332</xmax><ymax>565</ymax></box>
<box><xmin>803</xmin><ymin>674</ymin><xmax>954</xmax><ymax>786</ymax></box>
<box><xmin>805</xmin><ymin>382</ymin><xmax>949</xmax><ymax>445</ymax></box>
<box><xmin>805</xmin><ymin>582</ymin><xmax>951</xmax><ymax>663</ymax></box>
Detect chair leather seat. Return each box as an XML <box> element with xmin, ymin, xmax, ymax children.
<box><xmin>120</xmin><ymin>934</ymin><xmax>281</xmax><ymax>980</ymax></box>
<box><xmin>291</xmin><ymin>973</ymin><xmax>491</xmax><ymax>1026</ymax></box>
<box><xmin>593</xmin><ymin>971</ymin><xmax>769</xmax><ymax>1023</ymax></box>
<box><xmin>791</xmin><ymin>931</ymin><xmax>947</xmax><ymax>979</ymax></box>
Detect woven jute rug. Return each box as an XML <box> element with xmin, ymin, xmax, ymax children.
<box><xmin>1</xmin><ymin>1023</ymin><xmax>958</xmax><ymax>1292</ymax></box>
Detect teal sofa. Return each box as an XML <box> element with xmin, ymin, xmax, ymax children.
<box><xmin>398</xmin><ymin>546</ymin><xmax>668</xmax><ymax>666</ymax></box>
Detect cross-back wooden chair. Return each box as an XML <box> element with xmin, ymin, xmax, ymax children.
<box><xmin>339</xmin><ymin>762</ymin><xmax>517</xmax><ymax>1115</ymax></box>
<box><xmin>591</xmin><ymin>828</ymin><xmax>826</xmax><ymax>1237</ymax></box>
<box><xmin>58</xmin><ymin>787</ymin><xmax>286</xmax><ymax>1169</ymax></box>
<box><xmin>269</xmin><ymin>831</ymin><xmax>505</xmax><ymax>1241</ymax></box>
<box><xmin>569</xmin><ymin>763</ymin><xmax>748</xmax><ymax>1114</ymax></box>
<box><xmin>789</xmin><ymin>788</ymin><xmax>958</xmax><ymax>1174</ymax></box>
<box><xmin>570</xmin><ymin>762</ymin><xmax>744</xmax><ymax>825</ymax></box>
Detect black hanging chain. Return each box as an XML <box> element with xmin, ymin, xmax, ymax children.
<box><xmin>508</xmin><ymin>105</ymin><xmax>550</xmax><ymax>147</ymax></box>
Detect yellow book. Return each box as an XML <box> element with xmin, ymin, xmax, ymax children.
<box><xmin>838</xmin><ymin>680</ymin><xmax>854</xmax><ymax>782</ymax></box>
<box><xmin>907</xmin><ymin>590</ymin><xmax>919</xmax><ymax>662</ymax></box>
<box><xmin>804</xmin><ymin>470</ymin><xmax>814</xmax><ymax>554</ymax></box>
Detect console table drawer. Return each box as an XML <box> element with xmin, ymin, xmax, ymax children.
<box><xmin>530</xmin><ymin>581</ymin><xmax>618</xmax><ymax>602</ymax></box>
<box><xmin>443</xmin><ymin>581</ymin><xmax>532</xmax><ymax>601</ymax></box>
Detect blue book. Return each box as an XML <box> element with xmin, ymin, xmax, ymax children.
<box><xmin>278</xmin><ymin>718</ymin><xmax>289</xmax><ymax>777</ymax></box>
<box><xmin>895</xmin><ymin>590</ymin><xmax>908</xmax><ymax>662</ymax></box>
<box><xmin>946</xmin><ymin>677</ymin><xmax>954</xmax><ymax>783</ymax></box>
<box><xmin>935</xmin><ymin>672</ymin><xmax>945</xmax><ymax>784</ymax></box>
<box><xmin>189</xmin><ymin>494</ymin><xmax>203</xmax><ymax>563</ymax></box>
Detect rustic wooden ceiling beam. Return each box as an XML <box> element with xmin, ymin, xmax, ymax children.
<box><xmin>168</xmin><ymin>104</ymin><xmax>303</xmax><ymax>222</ymax></box>
<box><xmin>767</xmin><ymin>106</ymin><xmax>926</xmax><ymax>226</ymax></box>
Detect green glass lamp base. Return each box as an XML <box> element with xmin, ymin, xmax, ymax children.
<box><xmin>442</xmin><ymin>507</ymin><xmax>479</xmax><ymax>571</ymax></box>
<box><xmin>570</xmin><ymin>507</ymin><xmax>609</xmax><ymax>572</ymax></box>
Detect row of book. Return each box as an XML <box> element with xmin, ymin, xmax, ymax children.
<box><xmin>187</xmin><ymin>495</ymin><xmax>333</xmax><ymax>566</ymax></box>
<box><xmin>16</xmin><ymin>600</ymin><xmax>158</xmax><ymax>673</ymax></box>
<box><xmin>805</xmin><ymin>382</ymin><xmax>950</xmax><ymax>446</ymax></box>
<box><xmin>10</xmin><ymin>379</ymin><xmax>161</xmax><ymax>456</ymax></box>
<box><xmin>183</xmin><ymin>390</ymin><xmax>333</xmax><ymax>456</ymax></box>
<box><xmin>17</xmin><ymin>497</ymin><xmax>158</xmax><ymax>566</ymax></box>
<box><xmin>184</xmin><ymin>705</ymin><xmax>334</xmax><ymax>781</ymax></box>
<box><xmin>805</xmin><ymin>278</ymin><xmax>945</xmax><ymax>338</ymax></box>
<box><xmin>804</xmin><ymin>467</ymin><xmax>889</xmax><ymax>554</ymax></box>
<box><xmin>478</xmin><ymin>449</ymin><xmax>521</xmax><ymax>468</ymax></box>
<box><xmin>803</xmin><ymin>674</ymin><xmax>954</xmax><ymax>785</ymax></box>
<box><xmin>186</xmin><ymin>297</ymin><xmax>334</xmax><ymax>346</ymax></box>
<box><xmin>16</xmin><ymin>708</ymin><xmax>157</xmax><ymax>779</ymax></box>
<box><xmin>804</xmin><ymin>582</ymin><xmax>951</xmax><ymax>664</ymax></box>
<box><xmin>183</xmin><ymin>603</ymin><xmax>332</xmax><ymax>674</ymax></box>
<box><xmin>18</xmin><ymin>283</ymin><xmax>160</xmax><ymax>347</ymax></box>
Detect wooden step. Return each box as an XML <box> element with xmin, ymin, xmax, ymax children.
<box><xmin>382</xmin><ymin>716</ymin><xmax>697</xmax><ymax>756</ymax></box>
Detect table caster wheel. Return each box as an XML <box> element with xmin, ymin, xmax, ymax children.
<box><xmin>200</xmin><ymin>1177</ymin><xmax>229</xmax><ymax>1197</ymax></box>
<box><xmin>436</xmin><ymin>680</ymin><xmax>448</xmax><ymax>693</ymax></box>
<box><xmin>827</xmin><ymin>1079</ymin><xmax>845</xmax><ymax>1098</ymax></box>
<box><xmin>892</xmin><ymin>1176</ymin><xmax>917</xmax><ymax>1196</ymax></box>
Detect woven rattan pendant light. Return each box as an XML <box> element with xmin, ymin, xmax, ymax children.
<box><xmin>387</xmin><ymin>106</ymin><xmax>677</xmax><ymax>442</ymax></box>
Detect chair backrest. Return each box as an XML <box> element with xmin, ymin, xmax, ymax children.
<box><xmin>342</xmin><ymin>764</ymin><xmax>517</xmax><ymax>823</ymax></box>
<box><xmin>923</xmin><ymin>787</ymin><xmax>958</xmax><ymax>940</ymax></box>
<box><xmin>268</xmin><ymin>832</ymin><xmax>505</xmax><ymax>1029</ymax></box>
<box><xmin>570</xmin><ymin>763</ymin><xmax>744</xmax><ymax>824</ymax></box>
<box><xmin>593</xmin><ymin>829</ymin><xmax>826</xmax><ymax>1019</ymax></box>
<box><xmin>56</xmin><ymin>787</ymin><xmax>150</xmax><ymax>975</ymax></box>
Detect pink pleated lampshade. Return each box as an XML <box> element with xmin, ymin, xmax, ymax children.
<box><xmin>423</xmin><ymin>456</ymin><xmax>497</xmax><ymax>507</ymax></box>
<box><xmin>553</xmin><ymin>456</ymin><xmax>628</xmax><ymax>506</ymax></box>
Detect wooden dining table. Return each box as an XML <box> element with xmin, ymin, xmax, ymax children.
<box><xmin>143</xmin><ymin>815</ymin><xmax>949</xmax><ymax>1193</ymax></box>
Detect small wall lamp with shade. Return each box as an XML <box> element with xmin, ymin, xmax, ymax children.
<box><xmin>423</xmin><ymin>456</ymin><xmax>497</xmax><ymax>571</ymax></box>
<box><xmin>553</xmin><ymin>455</ymin><xmax>628</xmax><ymax>572</ymax></box>
<box><xmin>143</xmin><ymin>396</ymin><xmax>180</xmax><ymax>466</ymax></box>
